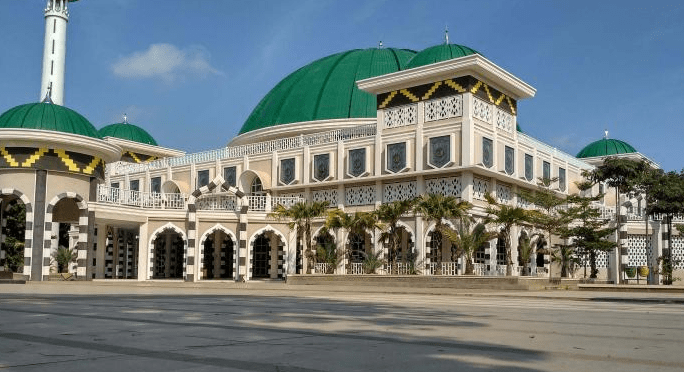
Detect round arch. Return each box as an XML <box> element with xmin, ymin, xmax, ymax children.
<box><xmin>147</xmin><ymin>222</ymin><xmax>187</xmax><ymax>280</ymax></box>
<box><xmin>0</xmin><ymin>189</ymin><xmax>33</xmax><ymax>278</ymax></box>
<box><xmin>247</xmin><ymin>225</ymin><xmax>288</xmax><ymax>280</ymax></box>
<box><xmin>199</xmin><ymin>223</ymin><xmax>237</xmax><ymax>280</ymax></box>
<box><xmin>44</xmin><ymin>192</ymin><xmax>88</xmax><ymax>280</ymax></box>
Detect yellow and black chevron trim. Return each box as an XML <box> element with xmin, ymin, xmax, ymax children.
<box><xmin>377</xmin><ymin>75</ymin><xmax>517</xmax><ymax>115</ymax></box>
<box><xmin>0</xmin><ymin>147</ymin><xmax>105</xmax><ymax>178</ymax></box>
<box><xmin>121</xmin><ymin>151</ymin><xmax>157</xmax><ymax>164</ymax></box>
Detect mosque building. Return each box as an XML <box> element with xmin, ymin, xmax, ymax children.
<box><xmin>0</xmin><ymin>0</ymin><xmax>680</xmax><ymax>284</ymax></box>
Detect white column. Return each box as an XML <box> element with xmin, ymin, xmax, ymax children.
<box><xmin>137</xmin><ymin>222</ymin><xmax>148</xmax><ymax>281</ymax></box>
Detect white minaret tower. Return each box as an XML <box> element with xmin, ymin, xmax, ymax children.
<box><xmin>40</xmin><ymin>0</ymin><xmax>75</xmax><ymax>105</ymax></box>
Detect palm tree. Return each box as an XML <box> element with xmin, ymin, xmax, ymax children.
<box><xmin>325</xmin><ymin>210</ymin><xmax>384</xmax><ymax>273</ymax></box>
<box><xmin>441</xmin><ymin>220</ymin><xmax>496</xmax><ymax>275</ymax></box>
<box><xmin>551</xmin><ymin>245</ymin><xmax>580</xmax><ymax>278</ymax></box>
<box><xmin>268</xmin><ymin>201</ymin><xmax>328</xmax><ymax>274</ymax></box>
<box><xmin>484</xmin><ymin>193</ymin><xmax>530</xmax><ymax>276</ymax></box>
<box><xmin>375</xmin><ymin>199</ymin><xmax>416</xmax><ymax>270</ymax></box>
<box><xmin>414</xmin><ymin>194</ymin><xmax>472</xmax><ymax>263</ymax></box>
<box><xmin>52</xmin><ymin>245</ymin><xmax>77</xmax><ymax>274</ymax></box>
<box><xmin>517</xmin><ymin>233</ymin><xmax>542</xmax><ymax>276</ymax></box>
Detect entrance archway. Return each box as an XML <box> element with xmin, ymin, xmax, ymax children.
<box><xmin>200</xmin><ymin>225</ymin><xmax>236</xmax><ymax>280</ymax></box>
<box><xmin>0</xmin><ymin>195</ymin><xmax>29</xmax><ymax>274</ymax></box>
<box><xmin>248</xmin><ymin>227</ymin><xmax>287</xmax><ymax>280</ymax></box>
<box><xmin>149</xmin><ymin>224</ymin><xmax>186</xmax><ymax>279</ymax></box>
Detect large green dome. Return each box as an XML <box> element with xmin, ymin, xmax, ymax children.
<box><xmin>239</xmin><ymin>47</ymin><xmax>416</xmax><ymax>134</ymax></box>
<box><xmin>0</xmin><ymin>102</ymin><xmax>100</xmax><ymax>139</ymax></box>
<box><xmin>576</xmin><ymin>138</ymin><xmax>637</xmax><ymax>158</ymax></box>
<box><xmin>406</xmin><ymin>43</ymin><xmax>481</xmax><ymax>69</ymax></box>
<box><xmin>99</xmin><ymin>122</ymin><xmax>158</xmax><ymax>146</ymax></box>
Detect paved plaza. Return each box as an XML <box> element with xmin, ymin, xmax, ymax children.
<box><xmin>1</xmin><ymin>282</ymin><xmax>683</xmax><ymax>371</ymax></box>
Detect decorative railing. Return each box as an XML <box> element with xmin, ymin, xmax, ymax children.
<box><xmin>517</xmin><ymin>133</ymin><xmax>591</xmax><ymax>171</ymax></box>
<box><xmin>386</xmin><ymin>263</ymin><xmax>412</xmax><ymax>275</ymax></box>
<box><xmin>108</xmin><ymin>123</ymin><xmax>377</xmax><ymax>176</ymax></box>
<box><xmin>350</xmin><ymin>262</ymin><xmax>364</xmax><ymax>275</ymax></box>
<box><xmin>473</xmin><ymin>263</ymin><xmax>486</xmax><ymax>276</ymax></box>
<box><xmin>440</xmin><ymin>262</ymin><xmax>458</xmax><ymax>276</ymax></box>
<box><xmin>197</xmin><ymin>193</ymin><xmax>238</xmax><ymax>211</ymax></box>
<box><xmin>247</xmin><ymin>196</ymin><xmax>267</xmax><ymax>212</ymax></box>
<box><xmin>314</xmin><ymin>263</ymin><xmax>332</xmax><ymax>274</ymax></box>
<box><xmin>96</xmin><ymin>185</ymin><xmax>187</xmax><ymax>209</ymax></box>
<box><xmin>271</xmin><ymin>196</ymin><xmax>301</xmax><ymax>209</ymax></box>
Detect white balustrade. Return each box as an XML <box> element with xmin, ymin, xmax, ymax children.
<box><xmin>96</xmin><ymin>185</ymin><xmax>187</xmax><ymax>209</ymax></box>
<box><xmin>247</xmin><ymin>196</ymin><xmax>267</xmax><ymax>212</ymax></box>
<box><xmin>197</xmin><ymin>194</ymin><xmax>238</xmax><ymax>211</ymax></box>
<box><xmin>272</xmin><ymin>196</ymin><xmax>302</xmax><ymax>209</ymax></box>
<box><xmin>107</xmin><ymin>123</ymin><xmax>377</xmax><ymax>176</ymax></box>
<box><xmin>314</xmin><ymin>263</ymin><xmax>332</xmax><ymax>274</ymax></box>
<box><xmin>473</xmin><ymin>263</ymin><xmax>486</xmax><ymax>276</ymax></box>
<box><xmin>350</xmin><ymin>262</ymin><xmax>364</xmax><ymax>275</ymax></box>
<box><xmin>440</xmin><ymin>262</ymin><xmax>458</xmax><ymax>276</ymax></box>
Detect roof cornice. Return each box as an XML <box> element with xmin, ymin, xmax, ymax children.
<box><xmin>103</xmin><ymin>137</ymin><xmax>185</xmax><ymax>158</ymax></box>
<box><xmin>0</xmin><ymin>128</ymin><xmax>122</xmax><ymax>163</ymax></box>
<box><xmin>357</xmin><ymin>54</ymin><xmax>536</xmax><ymax>100</ymax></box>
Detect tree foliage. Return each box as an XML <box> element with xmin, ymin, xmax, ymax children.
<box><xmin>375</xmin><ymin>199</ymin><xmax>415</xmax><ymax>266</ymax></box>
<box><xmin>268</xmin><ymin>201</ymin><xmax>328</xmax><ymax>274</ymax></box>
<box><xmin>484</xmin><ymin>193</ymin><xmax>530</xmax><ymax>276</ymax></box>
<box><xmin>441</xmin><ymin>220</ymin><xmax>496</xmax><ymax>275</ymax></box>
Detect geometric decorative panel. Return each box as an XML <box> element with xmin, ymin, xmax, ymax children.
<box><xmin>496</xmin><ymin>109</ymin><xmax>513</xmax><ymax>133</ymax></box>
<box><xmin>384</xmin><ymin>104</ymin><xmax>417</xmax><ymax>129</ymax></box>
<box><xmin>387</xmin><ymin>142</ymin><xmax>406</xmax><ymax>173</ymax></box>
<box><xmin>497</xmin><ymin>183</ymin><xmax>512</xmax><ymax>205</ymax></box>
<box><xmin>627</xmin><ymin>234</ymin><xmax>653</xmax><ymax>267</ymax></box>
<box><xmin>348</xmin><ymin>148</ymin><xmax>366</xmax><ymax>177</ymax></box>
<box><xmin>670</xmin><ymin>237</ymin><xmax>684</xmax><ymax>269</ymax></box>
<box><xmin>543</xmin><ymin>161</ymin><xmax>551</xmax><ymax>181</ymax></box>
<box><xmin>504</xmin><ymin>146</ymin><xmax>514</xmax><ymax>175</ymax></box>
<box><xmin>473</xmin><ymin>177</ymin><xmax>490</xmax><ymax>201</ymax></box>
<box><xmin>345</xmin><ymin>185</ymin><xmax>376</xmax><ymax>206</ymax></box>
<box><xmin>312</xmin><ymin>188</ymin><xmax>338</xmax><ymax>207</ymax></box>
<box><xmin>280</xmin><ymin>158</ymin><xmax>295</xmax><ymax>185</ymax></box>
<box><xmin>424</xmin><ymin>95</ymin><xmax>462</xmax><ymax>122</ymax></box>
<box><xmin>558</xmin><ymin>167</ymin><xmax>566</xmax><ymax>191</ymax></box>
<box><xmin>525</xmin><ymin>153</ymin><xmax>533</xmax><ymax>181</ymax></box>
<box><xmin>473</xmin><ymin>98</ymin><xmax>493</xmax><ymax>123</ymax></box>
<box><xmin>223</xmin><ymin>166</ymin><xmax>236</xmax><ymax>187</ymax></box>
<box><xmin>383</xmin><ymin>181</ymin><xmax>417</xmax><ymax>203</ymax></box>
<box><xmin>425</xmin><ymin>176</ymin><xmax>462</xmax><ymax>198</ymax></box>
<box><xmin>313</xmin><ymin>153</ymin><xmax>330</xmax><ymax>182</ymax></box>
<box><xmin>482</xmin><ymin>137</ymin><xmax>493</xmax><ymax>168</ymax></box>
<box><xmin>429</xmin><ymin>136</ymin><xmax>451</xmax><ymax>168</ymax></box>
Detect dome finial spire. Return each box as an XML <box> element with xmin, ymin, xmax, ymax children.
<box><xmin>604</xmin><ymin>129</ymin><xmax>608</xmax><ymax>139</ymax></box>
<box><xmin>41</xmin><ymin>82</ymin><xmax>53</xmax><ymax>104</ymax></box>
<box><xmin>378</xmin><ymin>40</ymin><xmax>383</xmax><ymax>49</ymax></box>
<box><xmin>444</xmin><ymin>25</ymin><xmax>449</xmax><ymax>44</ymax></box>
<box><xmin>123</xmin><ymin>113</ymin><xmax>128</xmax><ymax>124</ymax></box>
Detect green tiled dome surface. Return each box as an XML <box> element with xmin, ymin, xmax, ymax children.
<box><xmin>576</xmin><ymin>138</ymin><xmax>637</xmax><ymax>158</ymax></box>
<box><xmin>99</xmin><ymin>123</ymin><xmax>158</xmax><ymax>146</ymax></box>
<box><xmin>406</xmin><ymin>43</ymin><xmax>480</xmax><ymax>69</ymax></box>
<box><xmin>240</xmin><ymin>47</ymin><xmax>416</xmax><ymax>134</ymax></box>
<box><xmin>0</xmin><ymin>102</ymin><xmax>100</xmax><ymax>139</ymax></box>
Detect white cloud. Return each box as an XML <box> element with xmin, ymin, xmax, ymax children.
<box><xmin>112</xmin><ymin>43</ymin><xmax>224</xmax><ymax>82</ymax></box>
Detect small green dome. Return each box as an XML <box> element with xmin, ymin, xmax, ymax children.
<box><xmin>99</xmin><ymin>123</ymin><xmax>158</xmax><ymax>146</ymax></box>
<box><xmin>240</xmin><ymin>47</ymin><xmax>417</xmax><ymax>135</ymax></box>
<box><xmin>406</xmin><ymin>43</ymin><xmax>481</xmax><ymax>69</ymax></box>
<box><xmin>0</xmin><ymin>102</ymin><xmax>100</xmax><ymax>139</ymax></box>
<box><xmin>576</xmin><ymin>138</ymin><xmax>637</xmax><ymax>158</ymax></box>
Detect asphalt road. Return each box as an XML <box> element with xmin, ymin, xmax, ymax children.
<box><xmin>0</xmin><ymin>284</ymin><xmax>683</xmax><ymax>371</ymax></box>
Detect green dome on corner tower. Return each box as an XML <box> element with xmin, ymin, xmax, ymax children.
<box><xmin>576</xmin><ymin>137</ymin><xmax>637</xmax><ymax>158</ymax></box>
<box><xmin>239</xmin><ymin>47</ymin><xmax>417</xmax><ymax>135</ymax></box>
<box><xmin>406</xmin><ymin>43</ymin><xmax>481</xmax><ymax>69</ymax></box>
<box><xmin>99</xmin><ymin>122</ymin><xmax>158</xmax><ymax>146</ymax></box>
<box><xmin>0</xmin><ymin>102</ymin><xmax>101</xmax><ymax>139</ymax></box>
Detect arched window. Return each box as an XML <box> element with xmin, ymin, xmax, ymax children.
<box><xmin>250</xmin><ymin>177</ymin><xmax>264</xmax><ymax>196</ymax></box>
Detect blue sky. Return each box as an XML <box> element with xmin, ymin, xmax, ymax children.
<box><xmin>1</xmin><ymin>0</ymin><xmax>683</xmax><ymax>170</ymax></box>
